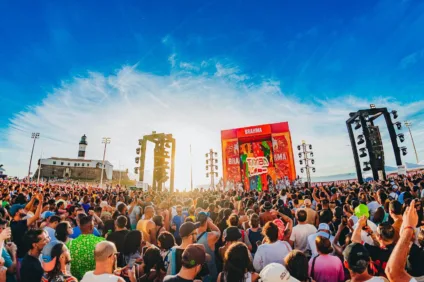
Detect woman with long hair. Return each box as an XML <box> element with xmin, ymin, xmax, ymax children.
<box><xmin>244</xmin><ymin>213</ymin><xmax>263</xmax><ymax>255</ymax></box>
<box><xmin>285</xmin><ymin>250</ymin><xmax>314</xmax><ymax>282</ymax></box>
<box><xmin>309</xmin><ymin>236</ymin><xmax>344</xmax><ymax>282</ymax></box>
<box><xmin>217</xmin><ymin>242</ymin><xmax>259</xmax><ymax>282</ymax></box>
<box><xmin>123</xmin><ymin>230</ymin><xmax>143</xmax><ymax>267</ymax></box>
<box><xmin>138</xmin><ymin>247</ymin><xmax>166</xmax><ymax>282</ymax></box>
<box><xmin>55</xmin><ymin>222</ymin><xmax>73</xmax><ymax>244</ymax></box>
<box><xmin>41</xmin><ymin>242</ymin><xmax>77</xmax><ymax>282</ymax></box>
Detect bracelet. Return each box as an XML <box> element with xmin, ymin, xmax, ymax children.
<box><xmin>403</xmin><ymin>226</ymin><xmax>415</xmax><ymax>232</ymax></box>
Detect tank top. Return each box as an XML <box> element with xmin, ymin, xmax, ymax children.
<box><xmin>81</xmin><ymin>271</ymin><xmax>119</xmax><ymax>282</ymax></box>
<box><xmin>197</xmin><ymin>232</ymin><xmax>218</xmax><ymax>282</ymax></box>
<box><xmin>247</xmin><ymin>228</ymin><xmax>263</xmax><ymax>254</ymax></box>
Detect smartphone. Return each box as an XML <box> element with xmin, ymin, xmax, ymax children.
<box><xmin>362</xmin><ymin>220</ymin><xmax>368</xmax><ymax>230</ymax></box>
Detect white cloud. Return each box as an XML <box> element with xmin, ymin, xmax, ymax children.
<box><xmin>4</xmin><ymin>60</ymin><xmax>424</xmax><ymax>188</ymax></box>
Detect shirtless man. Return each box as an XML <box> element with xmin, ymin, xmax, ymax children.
<box><xmin>136</xmin><ymin>206</ymin><xmax>157</xmax><ymax>245</ymax></box>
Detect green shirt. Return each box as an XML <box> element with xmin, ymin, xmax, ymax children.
<box><xmin>67</xmin><ymin>234</ymin><xmax>104</xmax><ymax>280</ymax></box>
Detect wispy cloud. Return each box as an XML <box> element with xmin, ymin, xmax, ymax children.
<box><xmin>4</xmin><ymin>59</ymin><xmax>424</xmax><ymax>187</ymax></box>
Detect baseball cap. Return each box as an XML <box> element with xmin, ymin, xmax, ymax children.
<box><xmin>181</xmin><ymin>244</ymin><xmax>206</xmax><ymax>268</ymax></box>
<box><xmin>9</xmin><ymin>204</ymin><xmax>26</xmax><ymax>216</ymax></box>
<box><xmin>259</xmin><ymin>263</ymin><xmax>300</xmax><ymax>282</ymax></box>
<box><xmin>196</xmin><ymin>211</ymin><xmax>208</xmax><ymax>223</ymax></box>
<box><xmin>343</xmin><ymin>243</ymin><xmax>370</xmax><ymax>269</ymax></box>
<box><xmin>263</xmin><ymin>201</ymin><xmax>273</xmax><ymax>210</ymax></box>
<box><xmin>318</xmin><ymin>223</ymin><xmax>330</xmax><ymax>231</ymax></box>
<box><xmin>179</xmin><ymin>222</ymin><xmax>200</xmax><ymax>238</ymax></box>
<box><xmin>354</xmin><ymin>204</ymin><xmax>369</xmax><ymax>218</ymax></box>
<box><xmin>41</xmin><ymin>211</ymin><xmax>56</xmax><ymax>220</ymax></box>
<box><xmin>225</xmin><ymin>227</ymin><xmax>242</xmax><ymax>242</ymax></box>
<box><xmin>42</xmin><ymin>241</ymin><xmax>62</xmax><ymax>272</ymax></box>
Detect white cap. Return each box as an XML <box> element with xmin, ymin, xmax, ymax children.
<box><xmin>259</xmin><ymin>263</ymin><xmax>300</xmax><ymax>282</ymax></box>
<box><xmin>318</xmin><ymin>223</ymin><xmax>330</xmax><ymax>231</ymax></box>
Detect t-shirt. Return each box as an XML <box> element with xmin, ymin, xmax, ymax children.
<box><xmin>308</xmin><ymin>254</ymin><xmax>344</xmax><ymax>282</ymax></box>
<box><xmin>81</xmin><ymin>271</ymin><xmax>120</xmax><ymax>282</ymax></box>
<box><xmin>20</xmin><ymin>254</ymin><xmax>44</xmax><ymax>282</ymax></box>
<box><xmin>364</xmin><ymin>243</ymin><xmax>395</xmax><ymax>276</ymax></box>
<box><xmin>253</xmin><ymin>241</ymin><xmax>292</xmax><ymax>272</ymax></box>
<box><xmin>129</xmin><ymin>206</ymin><xmax>141</xmax><ymax>226</ymax></box>
<box><xmin>70</xmin><ymin>226</ymin><xmax>101</xmax><ymax>238</ymax></box>
<box><xmin>367</xmin><ymin>201</ymin><xmax>380</xmax><ymax>219</ymax></box>
<box><xmin>172</xmin><ymin>215</ymin><xmax>184</xmax><ymax>239</ymax></box>
<box><xmin>360</xmin><ymin>277</ymin><xmax>389</xmax><ymax>282</ymax></box>
<box><xmin>2</xmin><ymin>249</ymin><xmax>16</xmax><ymax>282</ymax></box>
<box><xmin>10</xmin><ymin>219</ymin><xmax>28</xmax><ymax>258</ymax></box>
<box><xmin>163</xmin><ymin>274</ymin><xmax>194</xmax><ymax>282</ymax></box>
<box><xmin>407</xmin><ymin>245</ymin><xmax>424</xmax><ymax>277</ymax></box>
<box><xmin>68</xmin><ymin>234</ymin><xmax>105</xmax><ymax>281</ymax></box>
<box><xmin>307</xmin><ymin>232</ymin><xmax>335</xmax><ymax>257</ymax></box>
<box><xmin>353</xmin><ymin>220</ymin><xmax>378</xmax><ymax>246</ymax></box>
<box><xmin>41</xmin><ymin>272</ymin><xmax>78</xmax><ymax>282</ymax></box>
<box><xmin>290</xmin><ymin>223</ymin><xmax>317</xmax><ymax>252</ymax></box>
<box><xmin>44</xmin><ymin>226</ymin><xmax>57</xmax><ymax>241</ymax></box>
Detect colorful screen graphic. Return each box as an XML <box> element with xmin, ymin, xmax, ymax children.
<box><xmin>221</xmin><ymin>122</ymin><xmax>296</xmax><ymax>191</ymax></box>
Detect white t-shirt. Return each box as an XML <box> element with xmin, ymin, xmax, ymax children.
<box><xmin>364</xmin><ymin>277</ymin><xmax>389</xmax><ymax>282</ymax></box>
<box><xmin>253</xmin><ymin>241</ymin><xmax>292</xmax><ymax>272</ymax></box>
<box><xmin>353</xmin><ymin>220</ymin><xmax>378</xmax><ymax>246</ymax></box>
<box><xmin>81</xmin><ymin>271</ymin><xmax>119</xmax><ymax>282</ymax></box>
<box><xmin>290</xmin><ymin>223</ymin><xmax>317</xmax><ymax>252</ymax></box>
<box><xmin>307</xmin><ymin>232</ymin><xmax>335</xmax><ymax>257</ymax></box>
<box><xmin>389</xmin><ymin>192</ymin><xmax>398</xmax><ymax>200</ymax></box>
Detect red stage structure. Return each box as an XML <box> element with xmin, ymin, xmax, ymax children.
<box><xmin>221</xmin><ymin>122</ymin><xmax>296</xmax><ymax>191</ymax></box>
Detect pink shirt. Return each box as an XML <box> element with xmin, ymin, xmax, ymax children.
<box><xmin>308</xmin><ymin>254</ymin><xmax>344</xmax><ymax>282</ymax></box>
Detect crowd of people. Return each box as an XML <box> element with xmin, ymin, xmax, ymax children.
<box><xmin>0</xmin><ymin>173</ymin><xmax>423</xmax><ymax>282</ymax></box>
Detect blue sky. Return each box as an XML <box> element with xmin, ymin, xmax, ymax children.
<box><xmin>1</xmin><ymin>0</ymin><xmax>424</xmax><ymax>187</ymax></box>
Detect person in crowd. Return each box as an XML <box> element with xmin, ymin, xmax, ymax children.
<box><xmin>0</xmin><ymin>223</ymin><xmax>15</xmax><ymax>282</ymax></box>
<box><xmin>70</xmin><ymin>213</ymin><xmax>102</xmax><ymax>239</ymax></box>
<box><xmin>253</xmin><ymin>221</ymin><xmax>292</xmax><ymax>272</ymax></box>
<box><xmin>41</xmin><ymin>241</ymin><xmax>77</xmax><ymax>281</ymax></box>
<box><xmin>163</xmin><ymin>244</ymin><xmax>206</xmax><ymax>282</ymax></box>
<box><xmin>290</xmin><ymin>209</ymin><xmax>317</xmax><ymax>252</ymax></box>
<box><xmin>259</xmin><ymin>202</ymin><xmax>277</xmax><ymax>226</ymax></box>
<box><xmin>55</xmin><ymin>221</ymin><xmax>74</xmax><ymax>244</ymax></box>
<box><xmin>107</xmin><ymin>215</ymin><xmax>130</xmax><ymax>267</ymax></box>
<box><xmin>68</xmin><ymin>215</ymin><xmax>105</xmax><ymax>281</ymax></box>
<box><xmin>43</xmin><ymin>215</ymin><xmax>61</xmax><ymax>241</ymax></box>
<box><xmin>171</xmin><ymin>205</ymin><xmax>185</xmax><ymax>245</ymax></box>
<box><xmin>195</xmin><ymin>211</ymin><xmax>221</xmax><ymax>282</ymax></box>
<box><xmin>308</xmin><ymin>235</ymin><xmax>344</xmax><ymax>282</ymax></box>
<box><xmin>307</xmin><ymin>223</ymin><xmax>334</xmax><ymax>257</ymax></box>
<box><xmin>157</xmin><ymin>231</ymin><xmax>176</xmax><ymax>272</ymax></box>
<box><xmin>113</xmin><ymin>203</ymin><xmax>131</xmax><ymax>230</ymax></box>
<box><xmin>406</xmin><ymin>228</ymin><xmax>424</xmax><ymax>277</ymax></box>
<box><xmin>218</xmin><ymin>226</ymin><xmax>242</xmax><ymax>260</ymax></box>
<box><xmin>343</xmin><ymin>243</ymin><xmax>389</xmax><ymax>282</ymax></box>
<box><xmin>284</xmin><ymin>250</ymin><xmax>313</xmax><ymax>282</ymax></box>
<box><xmin>128</xmin><ymin>198</ymin><xmax>142</xmax><ymax>230</ymax></box>
<box><xmin>243</xmin><ymin>213</ymin><xmax>263</xmax><ymax>255</ymax></box>
<box><xmin>81</xmin><ymin>241</ymin><xmax>136</xmax><ymax>282</ymax></box>
<box><xmin>122</xmin><ymin>230</ymin><xmax>145</xmax><ymax>275</ymax></box>
<box><xmin>259</xmin><ymin>263</ymin><xmax>300</xmax><ymax>282</ymax></box>
<box><xmin>137</xmin><ymin>206</ymin><xmax>157</xmax><ymax>245</ymax></box>
<box><xmin>10</xmin><ymin>194</ymin><xmax>43</xmax><ymax>260</ymax></box>
<box><xmin>153</xmin><ymin>215</ymin><xmax>166</xmax><ymax>239</ymax></box>
<box><xmin>137</xmin><ymin>246</ymin><xmax>166</xmax><ymax>282</ymax></box>
<box><xmin>388</xmin><ymin>200</ymin><xmax>403</xmax><ymax>243</ymax></box>
<box><xmin>167</xmin><ymin>222</ymin><xmax>198</xmax><ymax>275</ymax></box>
<box><xmin>20</xmin><ymin>229</ymin><xmax>50</xmax><ymax>282</ymax></box>
<box><xmin>304</xmin><ymin>199</ymin><xmax>319</xmax><ymax>227</ymax></box>
<box><xmin>218</xmin><ymin>242</ymin><xmax>259</xmax><ymax>282</ymax></box>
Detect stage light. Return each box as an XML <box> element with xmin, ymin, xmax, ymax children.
<box><xmin>309</xmin><ymin>145</ymin><xmax>312</xmax><ymax>150</ymax></box>
<box><xmin>298</xmin><ymin>153</ymin><xmax>302</xmax><ymax>158</ymax></box>
<box><xmin>354</xmin><ymin>120</ymin><xmax>361</xmax><ymax>130</ymax></box>
<box><xmin>359</xmin><ymin>148</ymin><xmax>367</xmax><ymax>158</ymax></box>
<box><xmin>310</xmin><ymin>152</ymin><xmax>314</xmax><ymax>157</ymax></box>
<box><xmin>215</xmin><ymin>159</ymin><xmax>218</xmax><ymax>163</ymax></box>
<box><xmin>135</xmin><ymin>157</ymin><xmax>140</xmax><ymax>164</ymax></box>
<box><xmin>136</xmin><ymin>148</ymin><xmax>141</xmax><ymax>155</ymax></box>
<box><xmin>205</xmin><ymin>153</ymin><xmax>208</xmax><ymax>157</ymax></box>
<box><xmin>205</xmin><ymin>166</ymin><xmax>208</xmax><ymax>170</ymax></box>
<box><xmin>311</xmin><ymin>159</ymin><xmax>315</xmax><ymax>164</ymax></box>
<box><xmin>401</xmin><ymin>147</ymin><xmax>407</xmax><ymax>156</ymax></box>
<box><xmin>370</xmin><ymin>104</ymin><xmax>376</xmax><ymax>109</ymax></box>
<box><xmin>391</xmin><ymin>110</ymin><xmax>398</xmax><ymax>119</ymax></box>
<box><xmin>312</xmin><ymin>168</ymin><xmax>316</xmax><ymax>173</ymax></box>
<box><xmin>206</xmin><ymin>173</ymin><xmax>209</xmax><ymax>177</ymax></box>
<box><xmin>297</xmin><ymin>145</ymin><xmax>301</xmax><ymax>151</ymax></box>
<box><xmin>206</xmin><ymin>160</ymin><xmax>209</xmax><ymax>164</ymax></box>
<box><xmin>363</xmin><ymin>162</ymin><xmax>371</xmax><ymax>171</ymax></box>
<box><xmin>357</xmin><ymin>135</ymin><xmax>365</xmax><ymax>145</ymax></box>
<box><xmin>134</xmin><ymin>167</ymin><xmax>139</xmax><ymax>174</ymax></box>
<box><xmin>394</xmin><ymin>122</ymin><xmax>402</xmax><ymax>130</ymax></box>
<box><xmin>398</xmin><ymin>133</ymin><xmax>405</xmax><ymax>143</ymax></box>
<box><xmin>300</xmin><ymin>168</ymin><xmax>304</xmax><ymax>173</ymax></box>
<box><xmin>299</xmin><ymin>160</ymin><xmax>303</xmax><ymax>165</ymax></box>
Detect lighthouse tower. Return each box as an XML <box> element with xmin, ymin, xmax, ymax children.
<box><xmin>78</xmin><ymin>134</ymin><xmax>88</xmax><ymax>159</ymax></box>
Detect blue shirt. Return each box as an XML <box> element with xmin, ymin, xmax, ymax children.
<box><xmin>172</xmin><ymin>215</ymin><xmax>184</xmax><ymax>239</ymax></box>
<box><xmin>70</xmin><ymin>226</ymin><xmax>100</xmax><ymax>239</ymax></box>
<box><xmin>2</xmin><ymin>249</ymin><xmax>16</xmax><ymax>282</ymax></box>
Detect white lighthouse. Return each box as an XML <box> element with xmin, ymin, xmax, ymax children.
<box><xmin>78</xmin><ymin>134</ymin><xmax>88</xmax><ymax>159</ymax></box>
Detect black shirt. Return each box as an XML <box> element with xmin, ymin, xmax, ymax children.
<box><xmin>163</xmin><ymin>275</ymin><xmax>193</xmax><ymax>282</ymax></box>
<box><xmin>20</xmin><ymin>254</ymin><xmax>44</xmax><ymax>282</ymax></box>
<box><xmin>407</xmin><ymin>244</ymin><xmax>424</xmax><ymax>277</ymax></box>
<box><xmin>365</xmin><ymin>243</ymin><xmax>395</xmax><ymax>276</ymax></box>
<box><xmin>107</xmin><ymin>229</ymin><xmax>130</xmax><ymax>267</ymax></box>
<box><xmin>10</xmin><ymin>219</ymin><xmax>28</xmax><ymax>258</ymax></box>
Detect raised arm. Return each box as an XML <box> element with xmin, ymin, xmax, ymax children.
<box><xmin>27</xmin><ymin>194</ymin><xmax>43</xmax><ymax>227</ymax></box>
<box><xmin>352</xmin><ymin>216</ymin><xmax>367</xmax><ymax>244</ymax></box>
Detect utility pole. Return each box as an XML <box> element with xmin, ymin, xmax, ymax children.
<box><xmin>405</xmin><ymin>121</ymin><xmax>419</xmax><ymax>163</ymax></box>
<box><xmin>100</xmin><ymin>137</ymin><xmax>111</xmax><ymax>189</ymax></box>
<box><xmin>190</xmin><ymin>144</ymin><xmax>193</xmax><ymax>191</ymax></box>
<box><xmin>28</xmin><ymin>132</ymin><xmax>40</xmax><ymax>180</ymax></box>
<box><xmin>297</xmin><ymin>140</ymin><xmax>316</xmax><ymax>187</ymax></box>
<box><xmin>206</xmin><ymin>149</ymin><xmax>218</xmax><ymax>190</ymax></box>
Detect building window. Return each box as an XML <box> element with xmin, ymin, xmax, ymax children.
<box><xmin>53</xmin><ymin>161</ymin><xmax>56</xmax><ymax>165</ymax></box>
<box><xmin>74</xmin><ymin>163</ymin><xmax>77</xmax><ymax>167</ymax></box>
<box><xmin>87</xmin><ymin>164</ymin><xmax>89</xmax><ymax>167</ymax></box>
<box><xmin>82</xmin><ymin>163</ymin><xmax>85</xmax><ymax>167</ymax></box>
<box><xmin>61</xmin><ymin>162</ymin><xmax>64</xmax><ymax>165</ymax></box>
<box><xmin>68</xmin><ymin>163</ymin><xmax>70</xmax><ymax>166</ymax></box>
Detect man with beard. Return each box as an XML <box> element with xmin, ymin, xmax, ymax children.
<box><xmin>20</xmin><ymin>229</ymin><xmax>50</xmax><ymax>282</ymax></box>
<box><xmin>10</xmin><ymin>193</ymin><xmax>43</xmax><ymax>260</ymax></box>
<box><xmin>81</xmin><ymin>241</ymin><xmax>136</xmax><ymax>282</ymax></box>
<box><xmin>41</xmin><ymin>241</ymin><xmax>77</xmax><ymax>281</ymax></box>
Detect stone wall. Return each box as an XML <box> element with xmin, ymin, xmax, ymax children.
<box><xmin>34</xmin><ymin>165</ymin><xmax>110</xmax><ymax>181</ymax></box>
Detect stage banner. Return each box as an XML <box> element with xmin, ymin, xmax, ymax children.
<box><xmin>272</xmin><ymin>132</ymin><xmax>296</xmax><ymax>182</ymax></box>
<box><xmin>222</xmin><ymin>139</ymin><xmax>241</xmax><ymax>184</ymax></box>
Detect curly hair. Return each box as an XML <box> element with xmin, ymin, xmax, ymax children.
<box><xmin>223</xmin><ymin>242</ymin><xmax>253</xmax><ymax>282</ymax></box>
